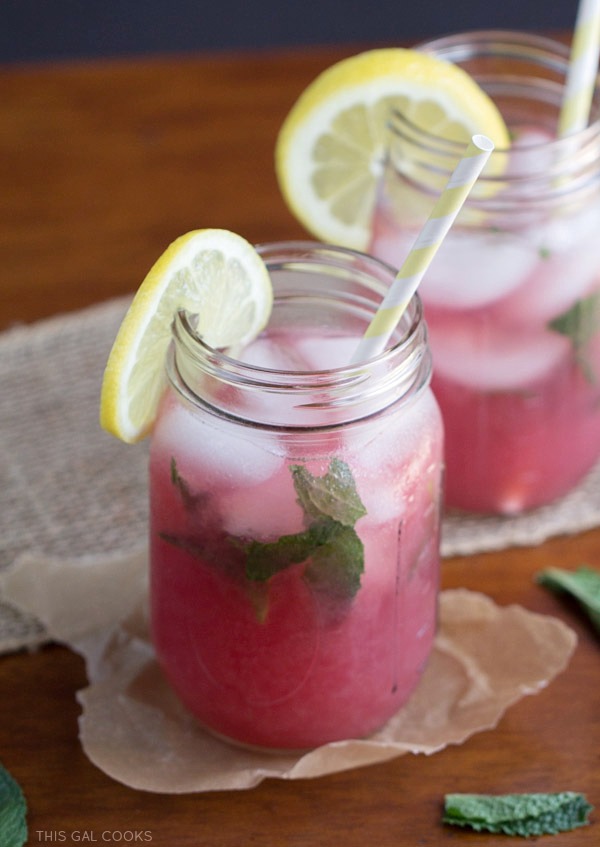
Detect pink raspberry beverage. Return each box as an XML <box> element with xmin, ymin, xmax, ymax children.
<box><xmin>149</xmin><ymin>242</ymin><xmax>443</xmax><ymax>750</ymax></box>
<box><xmin>370</xmin><ymin>32</ymin><xmax>600</xmax><ymax>514</ymax></box>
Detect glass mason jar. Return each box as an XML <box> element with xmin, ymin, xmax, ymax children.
<box><xmin>369</xmin><ymin>31</ymin><xmax>600</xmax><ymax>515</ymax></box>
<box><xmin>149</xmin><ymin>241</ymin><xmax>443</xmax><ymax>751</ymax></box>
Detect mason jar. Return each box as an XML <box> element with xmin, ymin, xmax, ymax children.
<box><xmin>149</xmin><ymin>241</ymin><xmax>444</xmax><ymax>751</ymax></box>
<box><xmin>369</xmin><ymin>31</ymin><xmax>600</xmax><ymax>515</ymax></box>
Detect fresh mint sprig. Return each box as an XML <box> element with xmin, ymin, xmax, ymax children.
<box><xmin>245</xmin><ymin>523</ymin><xmax>335</xmax><ymax>582</ymax></box>
<box><xmin>443</xmin><ymin>792</ymin><xmax>593</xmax><ymax>836</ymax></box>
<box><xmin>165</xmin><ymin>456</ymin><xmax>368</xmax><ymax>607</ymax></box>
<box><xmin>246</xmin><ymin>518</ymin><xmax>364</xmax><ymax>602</ymax></box>
<box><xmin>291</xmin><ymin>458</ymin><xmax>367</xmax><ymax>527</ymax></box>
<box><xmin>243</xmin><ymin>459</ymin><xmax>366</xmax><ymax>603</ymax></box>
<box><xmin>0</xmin><ymin>762</ymin><xmax>27</xmax><ymax>847</ymax></box>
<box><xmin>537</xmin><ymin>565</ymin><xmax>600</xmax><ymax>634</ymax></box>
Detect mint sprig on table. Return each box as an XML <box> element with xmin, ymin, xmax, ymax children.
<box><xmin>548</xmin><ymin>292</ymin><xmax>600</xmax><ymax>383</ymax></box>
<box><xmin>537</xmin><ymin>565</ymin><xmax>600</xmax><ymax>634</ymax></box>
<box><xmin>443</xmin><ymin>792</ymin><xmax>593</xmax><ymax>836</ymax></box>
<box><xmin>244</xmin><ymin>458</ymin><xmax>366</xmax><ymax>602</ymax></box>
<box><xmin>0</xmin><ymin>762</ymin><xmax>27</xmax><ymax>847</ymax></box>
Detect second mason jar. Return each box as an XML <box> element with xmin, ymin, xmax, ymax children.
<box><xmin>149</xmin><ymin>242</ymin><xmax>443</xmax><ymax>751</ymax></box>
<box><xmin>369</xmin><ymin>31</ymin><xmax>600</xmax><ymax>515</ymax></box>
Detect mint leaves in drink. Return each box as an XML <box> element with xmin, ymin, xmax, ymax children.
<box><xmin>245</xmin><ymin>459</ymin><xmax>366</xmax><ymax>603</ymax></box>
<box><xmin>548</xmin><ymin>292</ymin><xmax>600</xmax><ymax>383</ymax></box>
<box><xmin>537</xmin><ymin>565</ymin><xmax>600</xmax><ymax>634</ymax></box>
<box><xmin>443</xmin><ymin>792</ymin><xmax>593</xmax><ymax>836</ymax></box>
<box><xmin>0</xmin><ymin>762</ymin><xmax>27</xmax><ymax>847</ymax></box>
<box><xmin>291</xmin><ymin>460</ymin><xmax>367</xmax><ymax>527</ymax></box>
<box><xmin>166</xmin><ymin>456</ymin><xmax>367</xmax><ymax>606</ymax></box>
<box><xmin>245</xmin><ymin>520</ymin><xmax>363</xmax><ymax>598</ymax></box>
<box><xmin>170</xmin><ymin>456</ymin><xmax>207</xmax><ymax>511</ymax></box>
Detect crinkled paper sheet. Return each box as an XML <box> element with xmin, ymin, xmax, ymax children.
<box><xmin>0</xmin><ymin>549</ymin><xmax>577</xmax><ymax>793</ymax></box>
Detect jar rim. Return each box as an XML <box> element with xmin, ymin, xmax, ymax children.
<box><xmin>413</xmin><ymin>28</ymin><xmax>600</xmax><ymax>142</ymax></box>
<box><xmin>168</xmin><ymin>241</ymin><xmax>432</xmax><ymax>429</ymax></box>
<box><xmin>387</xmin><ymin>30</ymin><xmax>600</xmax><ymax>207</ymax></box>
<box><xmin>175</xmin><ymin>240</ymin><xmax>425</xmax><ymax>382</ymax></box>
<box><xmin>416</xmin><ymin>29</ymin><xmax>572</xmax><ymax>64</ymax></box>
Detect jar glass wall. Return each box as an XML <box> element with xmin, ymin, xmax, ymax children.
<box><xmin>369</xmin><ymin>31</ymin><xmax>600</xmax><ymax>515</ymax></box>
<box><xmin>149</xmin><ymin>242</ymin><xmax>444</xmax><ymax>751</ymax></box>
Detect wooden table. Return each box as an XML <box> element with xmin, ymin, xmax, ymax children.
<box><xmin>1</xmin><ymin>40</ymin><xmax>599</xmax><ymax>846</ymax></box>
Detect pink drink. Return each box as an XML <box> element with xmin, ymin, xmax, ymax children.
<box><xmin>372</xmin><ymin>232</ymin><xmax>600</xmax><ymax>513</ymax></box>
<box><xmin>369</xmin><ymin>32</ymin><xmax>600</xmax><ymax>514</ymax></box>
<box><xmin>149</xmin><ymin>244</ymin><xmax>443</xmax><ymax>750</ymax></box>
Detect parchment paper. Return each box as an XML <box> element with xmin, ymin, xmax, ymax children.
<box><xmin>0</xmin><ymin>549</ymin><xmax>577</xmax><ymax>793</ymax></box>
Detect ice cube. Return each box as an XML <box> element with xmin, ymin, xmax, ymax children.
<box><xmin>508</xmin><ymin>127</ymin><xmax>557</xmax><ymax>177</ymax></box>
<box><xmin>429</xmin><ymin>322</ymin><xmax>570</xmax><ymax>390</ymax></box>
<box><xmin>154</xmin><ymin>399</ymin><xmax>283</xmax><ymax>489</ymax></box>
<box><xmin>497</xmin><ymin>206</ymin><xmax>600</xmax><ymax>324</ymax></box>
<box><xmin>349</xmin><ymin>392</ymin><xmax>440</xmax><ymax>524</ymax></box>
<box><xmin>512</xmin><ymin>127</ymin><xmax>554</xmax><ymax>147</ymax></box>
<box><xmin>353</xmin><ymin>390</ymin><xmax>435</xmax><ymax>469</ymax></box>
<box><xmin>293</xmin><ymin>336</ymin><xmax>364</xmax><ymax>370</ymax></box>
<box><xmin>220</xmin><ymin>462</ymin><xmax>305</xmax><ymax>538</ymax></box>
<box><xmin>243</xmin><ymin>334</ymin><xmax>363</xmax><ymax>372</ymax></box>
<box><xmin>419</xmin><ymin>230</ymin><xmax>537</xmax><ymax>309</ymax></box>
<box><xmin>237</xmin><ymin>335</ymin><xmax>363</xmax><ymax>427</ymax></box>
<box><xmin>369</xmin><ymin>222</ymin><xmax>415</xmax><ymax>271</ymax></box>
<box><xmin>238</xmin><ymin>337</ymin><xmax>308</xmax><ymax>371</ymax></box>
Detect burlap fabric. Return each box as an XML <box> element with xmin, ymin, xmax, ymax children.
<box><xmin>1</xmin><ymin>298</ymin><xmax>599</xmax><ymax>653</ymax></box>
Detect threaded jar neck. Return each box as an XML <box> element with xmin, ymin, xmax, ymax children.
<box><xmin>168</xmin><ymin>241</ymin><xmax>432</xmax><ymax>429</ymax></box>
<box><xmin>387</xmin><ymin>31</ymin><xmax>600</xmax><ymax>217</ymax></box>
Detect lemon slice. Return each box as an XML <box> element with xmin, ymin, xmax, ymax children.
<box><xmin>100</xmin><ymin>228</ymin><xmax>273</xmax><ymax>443</ymax></box>
<box><xmin>275</xmin><ymin>48</ymin><xmax>510</xmax><ymax>250</ymax></box>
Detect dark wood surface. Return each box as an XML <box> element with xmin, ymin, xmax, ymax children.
<box><xmin>1</xmin><ymin>40</ymin><xmax>599</xmax><ymax>846</ymax></box>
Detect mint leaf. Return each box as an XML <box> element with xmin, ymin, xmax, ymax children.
<box><xmin>443</xmin><ymin>792</ymin><xmax>593</xmax><ymax>836</ymax></box>
<box><xmin>245</xmin><ymin>518</ymin><xmax>364</xmax><ymax>602</ymax></box>
<box><xmin>537</xmin><ymin>565</ymin><xmax>600</xmax><ymax>634</ymax></box>
<box><xmin>243</xmin><ymin>460</ymin><xmax>366</xmax><ymax>605</ymax></box>
<box><xmin>291</xmin><ymin>458</ymin><xmax>367</xmax><ymax>526</ymax></box>
<box><xmin>549</xmin><ymin>292</ymin><xmax>600</xmax><ymax>347</ymax></box>
<box><xmin>0</xmin><ymin>762</ymin><xmax>27</xmax><ymax>847</ymax></box>
<box><xmin>164</xmin><ymin>457</ymin><xmax>368</xmax><ymax>613</ymax></box>
<box><xmin>548</xmin><ymin>292</ymin><xmax>600</xmax><ymax>383</ymax></box>
<box><xmin>171</xmin><ymin>456</ymin><xmax>210</xmax><ymax>512</ymax></box>
<box><xmin>304</xmin><ymin>521</ymin><xmax>364</xmax><ymax>602</ymax></box>
<box><xmin>245</xmin><ymin>522</ymin><xmax>335</xmax><ymax>582</ymax></box>
<box><xmin>170</xmin><ymin>457</ymin><xmax>207</xmax><ymax>511</ymax></box>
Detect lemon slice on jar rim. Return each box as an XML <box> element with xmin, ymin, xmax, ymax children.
<box><xmin>275</xmin><ymin>48</ymin><xmax>510</xmax><ymax>251</ymax></box>
<box><xmin>100</xmin><ymin>228</ymin><xmax>273</xmax><ymax>444</ymax></box>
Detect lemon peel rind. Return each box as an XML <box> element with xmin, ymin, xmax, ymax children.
<box><xmin>100</xmin><ymin>229</ymin><xmax>272</xmax><ymax>444</ymax></box>
<box><xmin>275</xmin><ymin>48</ymin><xmax>510</xmax><ymax>250</ymax></box>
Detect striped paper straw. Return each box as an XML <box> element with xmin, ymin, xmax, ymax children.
<box><xmin>558</xmin><ymin>0</ymin><xmax>600</xmax><ymax>136</ymax></box>
<box><xmin>350</xmin><ymin>134</ymin><xmax>494</xmax><ymax>364</ymax></box>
